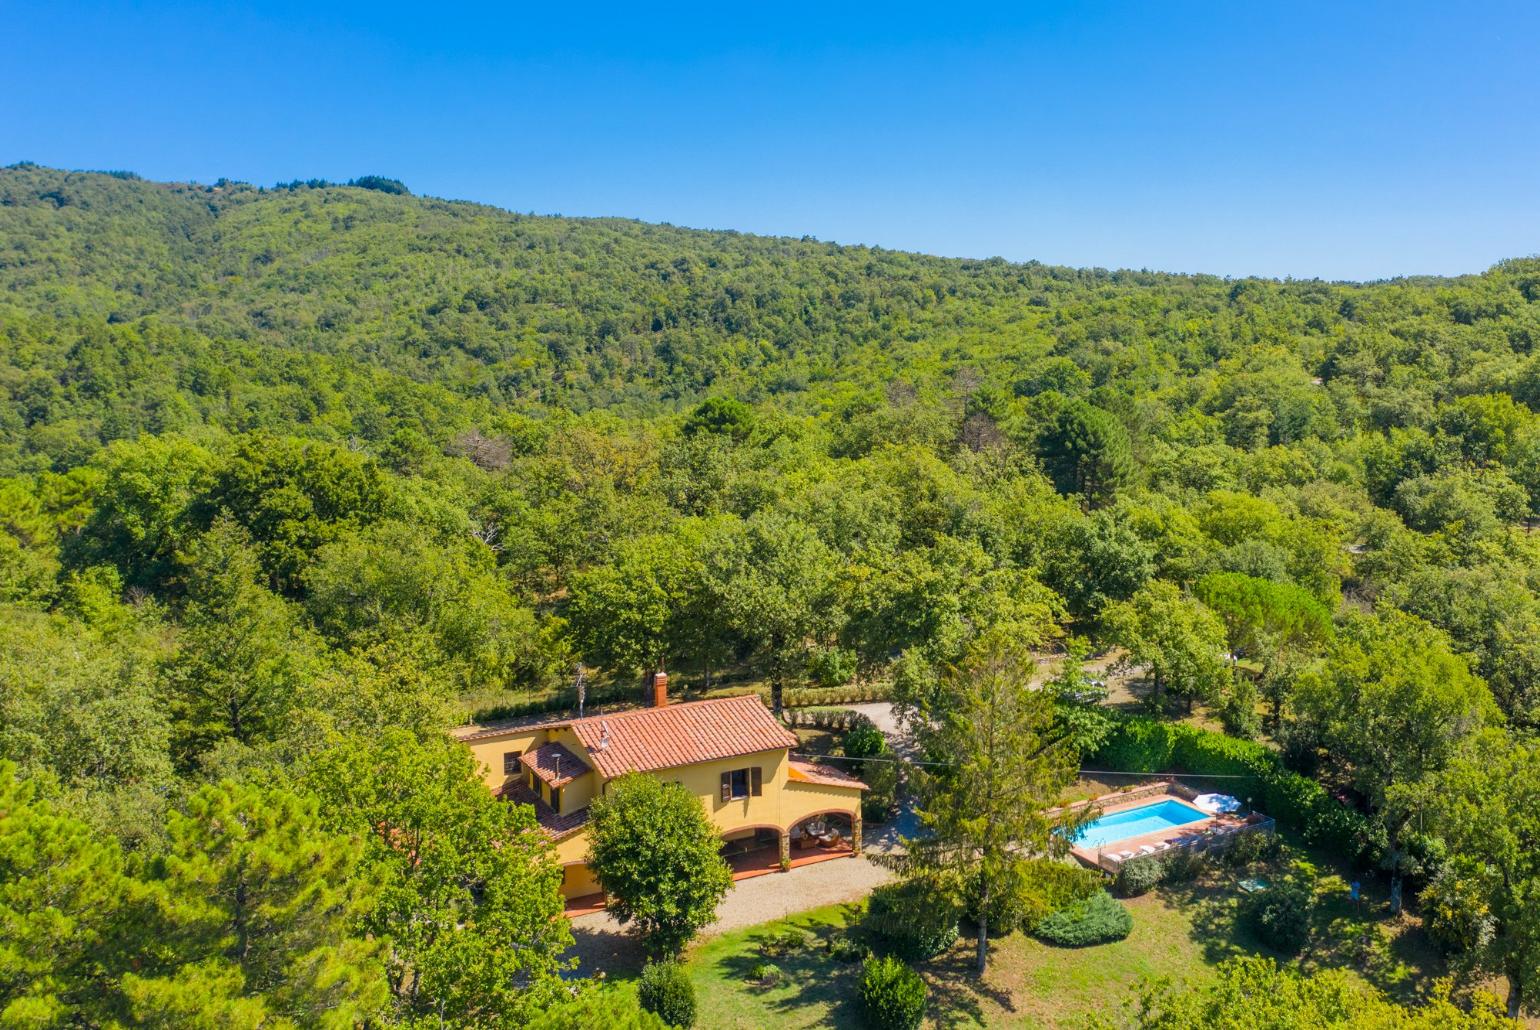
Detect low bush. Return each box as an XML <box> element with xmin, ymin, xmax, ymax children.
<box><xmin>827</xmin><ymin>930</ymin><xmax>870</xmax><ymax>963</ymax></box>
<box><xmin>1243</xmin><ymin>869</ymin><xmax>1314</xmax><ymax>954</ymax></box>
<box><xmin>1113</xmin><ymin>856</ymin><xmax>1166</xmax><ymax>897</ymax></box>
<box><xmin>866</xmin><ymin>875</ymin><xmax>961</xmax><ymax>960</ymax></box>
<box><xmin>747</xmin><ymin>960</ymin><xmax>784</xmax><ymax>987</ymax></box>
<box><xmin>637</xmin><ymin>960</ymin><xmax>696</xmax><ymax>1028</ymax></box>
<box><xmin>1035</xmin><ymin>890</ymin><xmax>1133</xmax><ymax>947</ymax></box>
<box><xmin>1160</xmin><ymin>847</ymin><xmax>1210</xmax><ymax>884</ymax></box>
<box><xmin>759</xmin><ymin>926</ymin><xmax>816</xmax><ymax>957</ymax></box>
<box><xmin>1220</xmin><ymin>828</ymin><xmax>1281</xmax><ymax>868</ymax></box>
<box><xmin>859</xmin><ymin>955</ymin><xmax>928</xmax><ymax>1030</ymax></box>
<box><xmin>965</xmin><ymin>858</ymin><xmax>1102</xmax><ymax>935</ymax></box>
<box><xmin>843</xmin><ymin>720</ymin><xmax>887</xmax><ymax>760</ymax></box>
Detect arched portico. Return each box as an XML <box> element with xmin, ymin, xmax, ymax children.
<box><xmin>788</xmin><ymin>809</ymin><xmax>859</xmax><ymax>859</ymax></box>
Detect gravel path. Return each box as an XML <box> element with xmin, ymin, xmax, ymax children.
<box><xmin>565</xmin><ymin>855</ymin><xmax>894</xmax><ymax>974</ymax></box>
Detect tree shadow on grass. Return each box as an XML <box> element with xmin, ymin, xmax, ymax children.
<box><xmin>712</xmin><ymin>912</ymin><xmax>869</xmax><ymax>1026</ymax></box>
<box><xmin>1304</xmin><ymin>883</ymin><xmax>1448</xmax><ymax>1005</ymax></box>
<box><xmin>1157</xmin><ymin>876</ymin><xmax>1244</xmax><ymax>956</ymax></box>
<box><xmin>915</xmin><ymin>930</ymin><xmax>1018</xmax><ymax>1029</ymax></box>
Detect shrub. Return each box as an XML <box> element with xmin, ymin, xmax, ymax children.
<box><xmin>1220</xmin><ymin>828</ymin><xmax>1281</xmax><ymax>868</ymax></box>
<box><xmin>637</xmin><ymin>960</ymin><xmax>696</xmax><ymax>1028</ymax></box>
<box><xmin>859</xmin><ymin>955</ymin><xmax>928</xmax><ymax>1030</ymax></box>
<box><xmin>965</xmin><ymin>858</ymin><xmax>1102</xmax><ymax>935</ymax></box>
<box><xmin>843</xmin><ymin>720</ymin><xmax>887</xmax><ymax>760</ymax></box>
<box><xmin>866</xmin><ymin>876</ymin><xmax>962</xmax><ymax>960</ymax></box>
<box><xmin>827</xmin><ymin>930</ymin><xmax>870</xmax><ymax>962</ymax></box>
<box><xmin>1160</xmin><ymin>846</ymin><xmax>1210</xmax><ymax>884</ymax></box>
<box><xmin>747</xmin><ymin>960</ymin><xmax>783</xmax><ymax>987</ymax></box>
<box><xmin>1420</xmin><ymin>868</ymin><xmax>1492</xmax><ymax>959</ymax></box>
<box><xmin>1113</xmin><ymin>856</ymin><xmax>1166</xmax><ymax>897</ymax></box>
<box><xmin>1035</xmin><ymin>890</ymin><xmax>1133</xmax><ymax>947</ymax></box>
<box><xmin>1219</xmin><ymin>679</ymin><xmax>1262</xmax><ymax>739</ymax></box>
<box><xmin>1244</xmin><ymin>872</ymin><xmax>1313</xmax><ymax>954</ymax></box>
<box><xmin>759</xmin><ymin>926</ymin><xmax>815</xmax><ymax>957</ymax></box>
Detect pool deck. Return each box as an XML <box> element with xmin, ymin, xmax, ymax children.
<box><xmin>1061</xmin><ymin>788</ymin><xmax>1253</xmax><ymax>872</ymax></box>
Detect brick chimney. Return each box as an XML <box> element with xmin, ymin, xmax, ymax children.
<box><xmin>646</xmin><ymin>669</ymin><xmax>669</xmax><ymax>708</ymax></box>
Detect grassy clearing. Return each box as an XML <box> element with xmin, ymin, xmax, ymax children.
<box><xmin>677</xmin><ymin>843</ymin><xmax>1447</xmax><ymax>1028</ymax></box>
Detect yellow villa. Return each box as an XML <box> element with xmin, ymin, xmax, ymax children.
<box><xmin>454</xmin><ymin>672</ymin><xmax>868</xmax><ymax>903</ymax></box>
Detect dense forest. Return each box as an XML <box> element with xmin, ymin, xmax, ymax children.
<box><xmin>4</xmin><ymin>163</ymin><xmax>1540</xmax><ymax>1025</ymax></box>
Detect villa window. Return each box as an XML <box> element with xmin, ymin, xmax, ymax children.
<box><xmin>720</xmin><ymin>767</ymin><xmax>763</xmax><ymax>802</ymax></box>
<box><xmin>551</xmin><ymin>787</ymin><xmax>562</xmax><ymax>812</ymax></box>
<box><xmin>503</xmin><ymin>751</ymin><xmax>520</xmax><ymax>774</ymax></box>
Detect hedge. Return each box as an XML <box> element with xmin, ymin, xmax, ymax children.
<box><xmin>784</xmin><ymin>682</ymin><xmax>894</xmax><ymax>708</ymax></box>
<box><xmin>782</xmin><ymin>708</ymin><xmax>879</xmax><ymax>733</ymax></box>
<box><xmin>1090</xmin><ymin>715</ymin><xmax>1376</xmax><ymax>865</ymax></box>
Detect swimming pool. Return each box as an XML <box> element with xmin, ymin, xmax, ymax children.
<box><xmin>1073</xmin><ymin>798</ymin><xmax>1209</xmax><ymax>850</ymax></box>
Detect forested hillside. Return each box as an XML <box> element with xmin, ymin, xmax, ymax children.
<box><xmin>4</xmin><ymin>163</ymin><xmax>1540</xmax><ymax>1024</ymax></box>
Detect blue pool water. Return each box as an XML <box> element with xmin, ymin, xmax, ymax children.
<box><xmin>1073</xmin><ymin>799</ymin><xmax>1208</xmax><ymax>849</ymax></box>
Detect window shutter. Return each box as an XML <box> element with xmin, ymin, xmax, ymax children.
<box><xmin>751</xmin><ymin>767</ymin><xmax>763</xmax><ymax>797</ymax></box>
<box><xmin>720</xmin><ymin>771</ymin><xmax>731</xmax><ymax>802</ymax></box>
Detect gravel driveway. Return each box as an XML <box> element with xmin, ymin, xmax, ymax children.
<box><xmin>565</xmin><ymin>855</ymin><xmax>894</xmax><ymax>975</ymax></box>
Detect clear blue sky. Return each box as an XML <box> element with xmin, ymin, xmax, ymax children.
<box><xmin>6</xmin><ymin>1</ymin><xmax>1538</xmax><ymax>280</ymax></box>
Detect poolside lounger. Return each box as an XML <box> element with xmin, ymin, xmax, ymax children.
<box><xmin>1137</xmin><ymin>845</ymin><xmax>1157</xmax><ymax>855</ymax></box>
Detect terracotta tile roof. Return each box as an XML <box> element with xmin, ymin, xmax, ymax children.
<box><xmin>498</xmin><ymin>781</ymin><xmax>589</xmax><ymax>840</ymax></box>
<box><xmin>568</xmin><ymin>695</ymin><xmax>799</xmax><ymax>779</ymax></box>
<box><xmin>787</xmin><ymin>759</ymin><xmax>868</xmax><ymax>791</ymax></box>
<box><xmin>520</xmin><ymin>742</ymin><xmax>589</xmax><ymax>788</ymax></box>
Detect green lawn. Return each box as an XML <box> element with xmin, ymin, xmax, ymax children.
<box><xmin>677</xmin><ymin>850</ymin><xmax>1446</xmax><ymax>1029</ymax></box>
